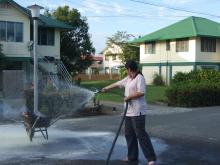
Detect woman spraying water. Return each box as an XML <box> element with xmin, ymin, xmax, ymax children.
<box><xmin>102</xmin><ymin>60</ymin><xmax>157</xmax><ymax>165</ymax></box>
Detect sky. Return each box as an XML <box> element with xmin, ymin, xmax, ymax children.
<box><xmin>16</xmin><ymin>0</ymin><xmax>220</xmax><ymax>54</ymax></box>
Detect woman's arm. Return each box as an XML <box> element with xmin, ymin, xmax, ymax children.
<box><xmin>124</xmin><ymin>92</ymin><xmax>144</xmax><ymax>101</ymax></box>
<box><xmin>102</xmin><ymin>77</ymin><xmax>128</xmax><ymax>92</ymax></box>
<box><xmin>102</xmin><ymin>82</ymin><xmax>120</xmax><ymax>92</ymax></box>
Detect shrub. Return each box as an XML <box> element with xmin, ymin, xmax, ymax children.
<box><xmin>171</xmin><ymin>70</ymin><xmax>220</xmax><ymax>84</ymax></box>
<box><xmin>166</xmin><ymin>82</ymin><xmax>220</xmax><ymax>107</ymax></box>
<box><xmin>152</xmin><ymin>73</ymin><xmax>165</xmax><ymax>86</ymax></box>
<box><xmin>166</xmin><ymin>69</ymin><xmax>220</xmax><ymax>107</ymax></box>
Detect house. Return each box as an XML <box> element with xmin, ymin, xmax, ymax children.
<box><xmin>131</xmin><ymin>16</ymin><xmax>220</xmax><ymax>84</ymax></box>
<box><xmin>0</xmin><ymin>0</ymin><xmax>72</xmax><ymax>91</ymax></box>
<box><xmin>86</xmin><ymin>55</ymin><xmax>103</xmax><ymax>77</ymax></box>
<box><xmin>103</xmin><ymin>43</ymin><xmax>123</xmax><ymax>78</ymax></box>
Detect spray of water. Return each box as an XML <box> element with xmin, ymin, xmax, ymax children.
<box><xmin>0</xmin><ymin>99</ymin><xmax>26</xmax><ymax>120</ymax></box>
<box><xmin>1</xmin><ymin>78</ymin><xmax>95</xmax><ymax>120</ymax></box>
<box><xmin>28</xmin><ymin>79</ymin><xmax>95</xmax><ymax>119</ymax></box>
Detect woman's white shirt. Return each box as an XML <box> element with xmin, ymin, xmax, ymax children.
<box><xmin>116</xmin><ymin>74</ymin><xmax>147</xmax><ymax>116</ymax></box>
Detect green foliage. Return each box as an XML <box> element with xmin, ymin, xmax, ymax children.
<box><xmin>119</xmin><ymin>66</ymin><xmax>127</xmax><ymax>79</ymax></box>
<box><xmin>152</xmin><ymin>73</ymin><xmax>165</xmax><ymax>86</ymax></box>
<box><xmin>172</xmin><ymin>70</ymin><xmax>220</xmax><ymax>84</ymax></box>
<box><xmin>48</xmin><ymin>6</ymin><xmax>95</xmax><ymax>74</ymax></box>
<box><xmin>166</xmin><ymin>82</ymin><xmax>220</xmax><ymax>107</ymax></box>
<box><xmin>106</xmin><ymin>31</ymin><xmax>130</xmax><ymax>47</ymax></box>
<box><xmin>166</xmin><ymin>70</ymin><xmax>220</xmax><ymax>107</ymax></box>
<box><xmin>106</xmin><ymin>31</ymin><xmax>139</xmax><ymax>64</ymax></box>
<box><xmin>121</xmin><ymin>43</ymin><xmax>139</xmax><ymax>64</ymax></box>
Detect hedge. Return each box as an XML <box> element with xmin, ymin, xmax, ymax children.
<box><xmin>166</xmin><ymin>70</ymin><xmax>220</xmax><ymax>107</ymax></box>
<box><xmin>166</xmin><ymin>81</ymin><xmax>220</xmax><ymax>107</ymax></box>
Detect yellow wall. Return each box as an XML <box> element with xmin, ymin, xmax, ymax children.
<box><xmin>0</xmin><ymin>3</ymin><xmax>30</xmax><ymax>57</ymax></box>
<box><xmin>37</xmin><ymin>29</ymin><xmax>60</xmax><ymax>59</ymax></box>
<box><xmin>140</xmin><ymin>38</ymin><xmax>196</xmax><ymax>64</ymax></box>
<box><xmin>0</xmin><ymin>3</ymin><xmax>61</xmax><ymax>59</ymax></box>
<box><xmin>195</xmin><ymin>37</ymin><xmax>220</xmax><ymax>62</ymax></box>
<box><xmin>142</xmin><ymin>66</ymin><xmax>159</xmax><ymax>84</ymax></box>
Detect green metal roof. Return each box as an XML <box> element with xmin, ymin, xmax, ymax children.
<box><xmin>130</xmin><ymin>16</ymin><xmax>220</xmax><ymax>43</ymax></box>
<box><xmin>0</xmin><ymin>0</ymin><xmax>73</xmax><ymax>29</ymax></box>
<box><xmin>38</xmin><ymin>15</ymin><xmax>73</xmax><ymax>29</ymax></box>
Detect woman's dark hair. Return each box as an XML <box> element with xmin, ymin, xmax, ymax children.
<box><xmin>125</xmin><ymin>60</ymin><xmax>138</xmax><ymax>72</ymax></box>
<box><xmin>125</xmin><ymin>60</ymin><xmax>143</xmax><ymax>76</ymax></box>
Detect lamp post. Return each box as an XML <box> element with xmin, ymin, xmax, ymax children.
<box><xmin>27</xmin><ymin>4</ymin><xmax>43</xmax><ymax>115</ymax></box>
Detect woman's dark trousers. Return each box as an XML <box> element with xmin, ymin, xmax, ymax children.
<box><xmin>125</xmin><ymin>115</ymin><xmax>157</xmax><ymax>162</ymax></box>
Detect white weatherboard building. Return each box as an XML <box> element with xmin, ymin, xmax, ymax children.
<box><xmin>0</xmin><ymin>0</ymin><xmax>72</xmax><ymax>90</ymax></box>
<box><xmin>131</xmin><ymin>16</ymin><xmax>220</xmax><ymax>84</ymax></box>
<box><xmin>103</xmin><ymin>43</ymin><xmax>123</xmax><ymax>76</ymax></box>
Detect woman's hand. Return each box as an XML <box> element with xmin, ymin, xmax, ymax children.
<box><xmin>124</xmin><ymin>96</ymin><xmax>131</xmax><ymax>102</ymax></box>
<box><xmin>101</xmin><ymin>87</ymin><xmax>108</xmax><ymax>93</ymax></box>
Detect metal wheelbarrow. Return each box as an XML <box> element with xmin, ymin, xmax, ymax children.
<box><xmin>22</xmin><ymin>111</ymin><xmax>51</xmax><ymax>142</ymax></box>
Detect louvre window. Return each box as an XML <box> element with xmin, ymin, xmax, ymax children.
<box><xmin>176</xmin><ymin>39</ymin><xmax>189</xmax><ymax>52</ymax></box>
<box><xmin>166</xmin><ymin>40</ymin><xmax>170</xmax><ymax>51</ymax></box>
<box><xmin>105</xmin><ymin>55</ymin><xmax>109</xmax><ymax>61</ymax></box>
<box><xmin>38</xmin><ymin>28</ymin><xmax>54</xmax><ymax>46</ymax></box>
<box><xmin>201</xmin><ymin>38</ymin><xmax>216</xmax><ymax>52</ymax></box>
<box><xmin>145</xmin><ymin>42</ymin><xmax>156</xmax><ymax>54</ymax></box>
<box><xmin>112</xmin><ymin>55</ymin><xmax>116</xmax><ymax>60</ymax></box>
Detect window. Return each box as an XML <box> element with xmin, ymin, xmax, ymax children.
<box><xmin>7</xmin><ymin>22</ymin><xmax>14</xmax><ymax>42</ymax></box>
<box><xmin>145</xmin><ymin>42</ymin><xmax>156</xmax><ymax>54</ymax></box>
<box><xmin>112</xmin><ymin>55</ymin><xmax>116</xmax><ymax>60</ymax></box>
<box><xmin>38</xmin><ymin>28</ymin><xmax>54</xmax><ymax>45</ymax></box>
<box><xmin>0</xmin><ymin>21</ymin><xmax>6</xmax><ymax>41</ymax></box>
<box><xmin>176</xmin><ymin>39</ymin><xmax>188</xmax><ymax>52</ymax></box>
<box><xmin>15</xmin><ymin>23</ymin><xmax>23</xmax><ymax>42</ymax></box>
<box><xmin>166</xmin><ymin>40</ymin><xmax>170</xmax><ymax>51</ymax></box>
<box><xmin>201</xmin><ymin>38</ymin><xmax>216</xmax><ymax>52</ymax></box>
<box><xmin>200</xmin><ymin>65</ymin><xmax>218</xmax><ymax>70</ymax></box>
<box><xmin>105</xmin><ymin>55</ymin><xmax>109</xmax><ymax>61</ymax></box>
<box><xmin>0</xmin><ymin>21</ymin><xmax>23</xmax><ymax>42</ymax></box>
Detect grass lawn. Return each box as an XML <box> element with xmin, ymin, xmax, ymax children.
<box><xmin>81</xmin><ymin>80</ymin><xmax>167</xmax><ymax>104</ymax></box>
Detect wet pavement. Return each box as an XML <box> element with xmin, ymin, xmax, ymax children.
<box><xmin>0</xmin><ymin>103</ymin><xmax>220</xmax><ymax>165</ymax></box>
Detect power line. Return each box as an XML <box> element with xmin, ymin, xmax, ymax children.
<box><xmin>130</xmin><ymin>0</ymin><xmax>220</xmax><ymax>18</ymax></box>
<box><xmin>85</xmin><ymin>15</ymin><xmax>184</xmax><ymax>21</ymax></box>
<box><xmin>62</xmin><ymin>0</ymin><xmax>189</xmax><ymax>20</ymax></box>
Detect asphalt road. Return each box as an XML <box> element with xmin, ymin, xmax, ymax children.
<box><xmin>0</xmin><ymin>104</ymin><xmax>219</xmax><ymax>165</ymax></box>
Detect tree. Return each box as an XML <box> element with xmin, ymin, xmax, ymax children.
<box><xmin>106</xmin><ymin>31</ymin><xmax>139</xmax><ymax>64</ymax></box>
<box><xmin>48</xmin><ymin>6</ymin><xmax>95</xmax><ymax>74</ymax></box>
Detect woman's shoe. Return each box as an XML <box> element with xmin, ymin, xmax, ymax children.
<box><xmin>122</xmin><ymin>157</ymin><xmax>138</xmax><ymax>162</ymax></box>
<box><xmin>148</xmin><ymin>161</ymin><xmax>156</xmax><ymax>165</ymax></box>
<box><xmin>122</xmin><ymin>157</ymin><xmax>129</xmax><ymax>162</ymax></box>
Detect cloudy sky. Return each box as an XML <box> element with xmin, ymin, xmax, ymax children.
<box><xmin>16</xmin><ymin>0</ymin><xmax>220</xmax><ymax>54</ymax></box>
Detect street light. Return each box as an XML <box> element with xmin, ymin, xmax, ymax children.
<box><xmin>27</xmin><ymin>4</ymin><xmax>43</xmax><ymax>115</ymax></box>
